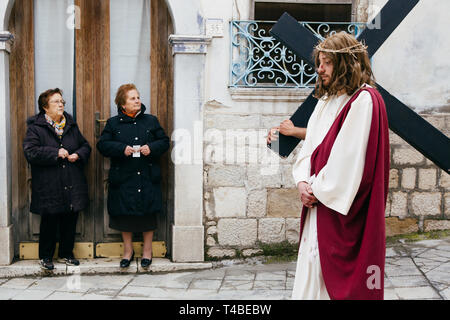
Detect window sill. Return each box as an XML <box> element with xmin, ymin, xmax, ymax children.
<box><xmin>229</xmin><ymin>87</ymin><xmax>313</xmax><ymax>102</ymax></box>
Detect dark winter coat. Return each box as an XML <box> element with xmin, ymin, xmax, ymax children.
<box><xmin>96</xmin><ymin>105</ymin><xmax>170</xmax><ymax>217</ymax></box>
<box><xmin>23</xmin><ymin>112</ymin><xmax>91</xmax><ymax>215</ymax></box>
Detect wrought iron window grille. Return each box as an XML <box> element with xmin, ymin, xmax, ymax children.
<box><xmin>230</xmin><ymin>20</ymin><xmax>366</xmax><ymax>89</ymax></box>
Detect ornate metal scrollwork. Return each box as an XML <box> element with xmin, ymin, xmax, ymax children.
<box><xmin>230</xmin><ymin>21</ymin><xmax>366</xmax><ymax>88</ymax></box>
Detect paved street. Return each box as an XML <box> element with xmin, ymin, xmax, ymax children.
<box><xmin>0</xmin><ymin>237</ymin><xmax>449</xmax><ymax>300</ymax></box>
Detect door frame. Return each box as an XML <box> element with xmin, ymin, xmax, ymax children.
<box><xmin>1</xmin><ymin>0</ymin><xmax>208</xmax><ymax>264</ymax></box>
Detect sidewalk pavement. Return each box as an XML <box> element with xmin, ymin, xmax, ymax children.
<box><xmin>0</xmin><ymin>237</ymin><xmax>449</xmax><ymax>300</ymax></box>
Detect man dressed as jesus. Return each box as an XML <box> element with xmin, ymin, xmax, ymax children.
<box><xmin>291</xmin><ymin>31</ymin><xmax>390</xmax><ymax>300</ymax></box>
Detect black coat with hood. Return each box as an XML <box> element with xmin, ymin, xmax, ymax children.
<box><xmin>23</xmin><ymin>112</ymin><xmax>91</xmax><ymax>215</ymax></box>
<box><xmin>96</xmin><ymin>104</ymin><xmax>170</xmax><ymax>217</ymax></box>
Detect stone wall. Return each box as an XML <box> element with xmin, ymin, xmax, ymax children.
<box><xmin>386</xmin><ymin>114</ymin><xmax>450</xmax><ymax>236</ymax></box>
<box><xmin>202</xmin><ymin>91</ymin><xmax>306</xmax><ymax>260</ymax></box>
<box><xmin>203</xmin><ymin>107</ymin><xmax>450</xmax><ymax>260</ymax></box>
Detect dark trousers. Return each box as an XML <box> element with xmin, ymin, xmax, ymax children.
<box><xmin>38</xmin><ymin>212</ymin><xmax>79</xmax><ymax>260</ymax></box>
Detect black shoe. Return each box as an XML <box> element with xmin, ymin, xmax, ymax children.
<box><xmin>58</xmin><ymin>257</ymin><xmax>80</xmax><ymax>266</ymax></box>
<box><xmin>141</xmin><ymin>258</ymin><xmax>152</xmax><ymax>269</ymax></box>
<box><xmin>39</xmin><ymin>258</ymin><xmax>54</xmax><ymax>271</ymax></box>
<box><xmin>120</xmin><ymin>251</ymin><xmax>135</xmax><ymax>268</ymax></box>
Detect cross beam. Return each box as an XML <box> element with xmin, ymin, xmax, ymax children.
<box><xmin>268</xmin><ymin>0</ymin><xmax>450</xmax><ymax>174</ymax></box>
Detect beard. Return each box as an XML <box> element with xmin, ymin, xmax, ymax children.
<box><xmin>320</xmin><ymin>76</ymin><xmax>331</xmax><ymax>88</ymax></box>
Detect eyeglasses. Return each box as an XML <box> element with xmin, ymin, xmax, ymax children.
<box><xmin>49</xmin><ymin>100</ymin><xmax>66</xmax><ymax>106</ymax></box>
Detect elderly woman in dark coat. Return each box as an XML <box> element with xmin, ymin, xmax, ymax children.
<box><xmin>23</xmin><ymin>88</ymin><xmax>91</xmax><ymax>271</ymax></box>
<box><xmin>97</xmin><ymin>83</ymin><xmax>170</xmax><ymax>269</ymax></box>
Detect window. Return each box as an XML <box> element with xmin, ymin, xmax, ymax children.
<box><xmin>254</xmin><ymin>0</ymin><xmax>352</xmax><ymax>22</ymax></box>
<box><xmin>230</xmin><ymin>1</ymin><xmax>361</xmax><ymax>88</ymax></box>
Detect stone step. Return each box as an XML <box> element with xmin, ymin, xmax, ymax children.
<box><xmin>0</xmin><ymin>258</ymin><xmax>212</xmax><ymax>279</ymax></box>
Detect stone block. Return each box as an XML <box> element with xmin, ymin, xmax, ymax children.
<box><xmin>390</xmin><ymin>192</ymin><xmax>408</xmax><ymax>219</ymax></box>
<box><xmin>206</xmin><ymin>236</ymin><xmax>216</xmax><ymax>247</ymax></box>
<box><xmin>0</xmin><ymin>205</ymin><xmax>9</xmax><ymax>227</ymax></box>
<box><xmin>394</xmin><ymin>287</ymin><xmax>440</xmax><ymax>300</ymax></box>
<box><xmin>286</xmin><ymin>218</ymin><xmax>301</xmax><ymax>244</ymax></box>
<box><xmin>68</xmin><ymin>259</ymin><xmax>137</xmax><ymax>276</ymax></box>
<box><xmin>213</xmin><ymin>187</ymin><xmax>247</xmax><ymax>218</ymax></box>
<box><xmin>422</xmin><ymin>115</ymin><xmax>446</xmax><ymax>131</ymax></box>
<box><xmin>219</xmin><ymin>131</ymin><xmax>261</xmax><ymax>165</ymax></box>
<box><xmin>12</xmin><ymin>289</ymin><xmax>56</xmax><ymax>300</ymax></box>
<box><xmin>418</xmin><ymin>168</ymin><xmax>437</xmax><ymax>190</ymax></box>
<box><xmin>385</xmin><ymin>217</ymin><xmax>419</xmax><ymax>237</ymax></box>
<box><xmin>204</xmin><ymin>201</ymin><xmax>214</xmax><ymax>220</ymax></box>
<box><xmin>261</xmin><ymin>115</ymin><xmax>289</xmax><ymax>129</ymax></box>
<box><xmin>255</xmin><ymin>271</ymin><xmax>286</xmax><ymax>281</ymax></box>
<box><xmin>258</xmin><ymin>218</ymin><xmax>286</xmax><ymax>244</ymax></box>
<box><xmin>0</xmin><ymin>225</ymin><xmax>13</xmax><ymax>266</ymax></box>
<box><xmin>411</xmin><ymin>192</ymin><xmax>442</xmax><ymax>216</ymax></box>
<box><xmin>247</xmin><ymin>189</ymin><xmax>267</xmax><ymax>218</ymax></box>
<box><xmin>267</xmin><ymin>189</ymin><xmax>302</xmax><ymax>218</ymax></box>
<box><xmin>0</xmin><ymin>260</ymin><xmax>67</xmax><ymax>278</ymax></box>
<box><xmin>387</xmin><ymin>275</ymin><xmax>429</xmax><ymax>288</ymax></box>
<box><xmin>280</xmin><ymin>142</ymin><xmax>302</xmax><ymax>165</ymax></box>
<box><xmin>205</xmin><ymin>114</ymin><xmax>260</xmax><ymax>129</ymax></box>
<box><xmin>389</xmin><ymin>169</ymin><xmax>399</xmax><ymax>189</ymax></box>
<box><xmin>242</xmin><ymin>248</ymin><xmax>263</xmax><ymax>257</ymax></box>
<box><xmin>439</xmin><ymin>170</ymin><xmax>450</xmax><ymax>189</ymax></box>
<box><xmin>206</xmin><ymin>165</ymin><xmax>246</xmax><ymax>187</ymax></box>
<box><xmin>389</xmin><ymin>130</ymin><xmax>406</xmax><ymax>145</ymax></box>
<box><xmin>217</xmin><ymin>219</ymin><xmax>257</xmax><ymax>246</ymax></box>
<box><xmin>141</xmin><ymin>258</ymin><xmax>211</xmax><ymax>273</ymax></box>
<box><xmin>172</xmin><ymin>226</ymin><xmax>204</xmax><ymax>262</ymax></box>
<box><xmin>440</xmin><ymin>288</ymin><xmax>450</xmax><ymax>300</ymax></box>
<box><xmin>0</xmin><ymin>278</ymin><xmax>36</xmax><ymax>289</ymax></box>
<box><xmin>207</xmin><ymin>226</ymin><xmax>217</xmax><ymax>235</ymax></box>
<box><xmin>281</xmin><ymin>165</ymin><xmax>296</xmax><ymax>188</ymax></box>
<box><xmin>446</xmin><ymin>194</ymin><xmax>450</xmax><ymax>216</ymax></box>
<box><xmin>424</xmin><ymin>220</ymin><xmax>450</xmax><ymax>232</ymax></box>
<box><xmin>207</xmin><ymin>248</ymin><xmax>236</xmax><ymax>259</ymax></box>
<box><xmin>204</xmin><ymin>132</ymin><xmax>226</xmax><ymax>165</ymax></box>
<box><xmin>401</xmin><ymin>168</ymin><xmax>416</xmax><ymax>189</ymax></box>
<box><xmin>392</xmin><ymin>147</ymin><xmax>424</xmax><ymax>165</ymax></box>
<box><xmin>174</xmin><ymin>164</ymin><xmax>203</xmax><ymax>226</ymax></box>
<box><xmin>247</xmin><ymin>165</ymin><xmax>282</xmax><ymax>189</ymax></box>
<box><xmin>385</xmin><ymin>194</ymin><xmax>392</xmax><ymax>217</ymax></box>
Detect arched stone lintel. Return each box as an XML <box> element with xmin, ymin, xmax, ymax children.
<box><xmin>165</xmin><ymin>0</ymin><xmax>204</xmax><ymax>35</ymax></box>
<box><xmin>1</xmin><ymin>0</ymin><xmax>15</xmax><ymax>31</ymax></box>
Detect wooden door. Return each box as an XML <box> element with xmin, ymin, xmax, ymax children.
<box><xmin>9</xmin><ymin>0</ymin><xmax>37</xmax><ymax>254</ymax></box>
<box><xmin>150</xmin><ymin>0</ymin><xmax>174</xmax><ymax>255</ymax></box>
<box><xmin>74</xmin><ymin>0</ymin><xmax>110</xmax><ymax>244</ymax></box>
<box><xmin>75</xmin><ymin>0</ymin><xmax>174</xmax><ymax>247</ymax></box>
<box><xmin>9</xmin><ymin>0</ymin><xmax>95</xmax><ymax>248</ymax></box>
<box><xmin>9</xmin><ymin>0</ymin><xmax>174</xmax><ymax>256</ymax></box>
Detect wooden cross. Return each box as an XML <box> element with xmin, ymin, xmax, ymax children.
<box><xmin>268</xmin><ymin>0</ymin><xmax>450</xmax><ymax>174</ymax></box>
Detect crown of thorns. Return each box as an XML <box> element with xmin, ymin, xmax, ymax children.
<box><xmin>315</xmin><ymin>41</ymin><xmax>368</xmax><ymax>59</ymax></box>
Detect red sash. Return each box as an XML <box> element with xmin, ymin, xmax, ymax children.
<box><xmin>299</xmin><ymin>87</ymin><xmax>390</xmax><ymax>300</ymax></box>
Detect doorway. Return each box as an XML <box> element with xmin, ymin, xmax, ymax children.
<box><xmin>8</xmin><ymin>0</ymin><xmax>174</xmax><ymax>258</ymax></box>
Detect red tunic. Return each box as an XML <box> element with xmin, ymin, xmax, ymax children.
<box><xmin>299</xmin><ymin>87</ymin><xmax>390</xmax><ymax>300</ymax></box>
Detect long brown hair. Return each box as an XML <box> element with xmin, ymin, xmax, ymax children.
<box><xmin>313</xmin><ymin>31</ymin><xmax>376</xmax><ymax>99</ymax></box>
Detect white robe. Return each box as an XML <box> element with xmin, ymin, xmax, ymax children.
<box><xmin>291</xmin><ymin>86</ymin><xmax>373</xmax><ymax>300</ymax></box>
